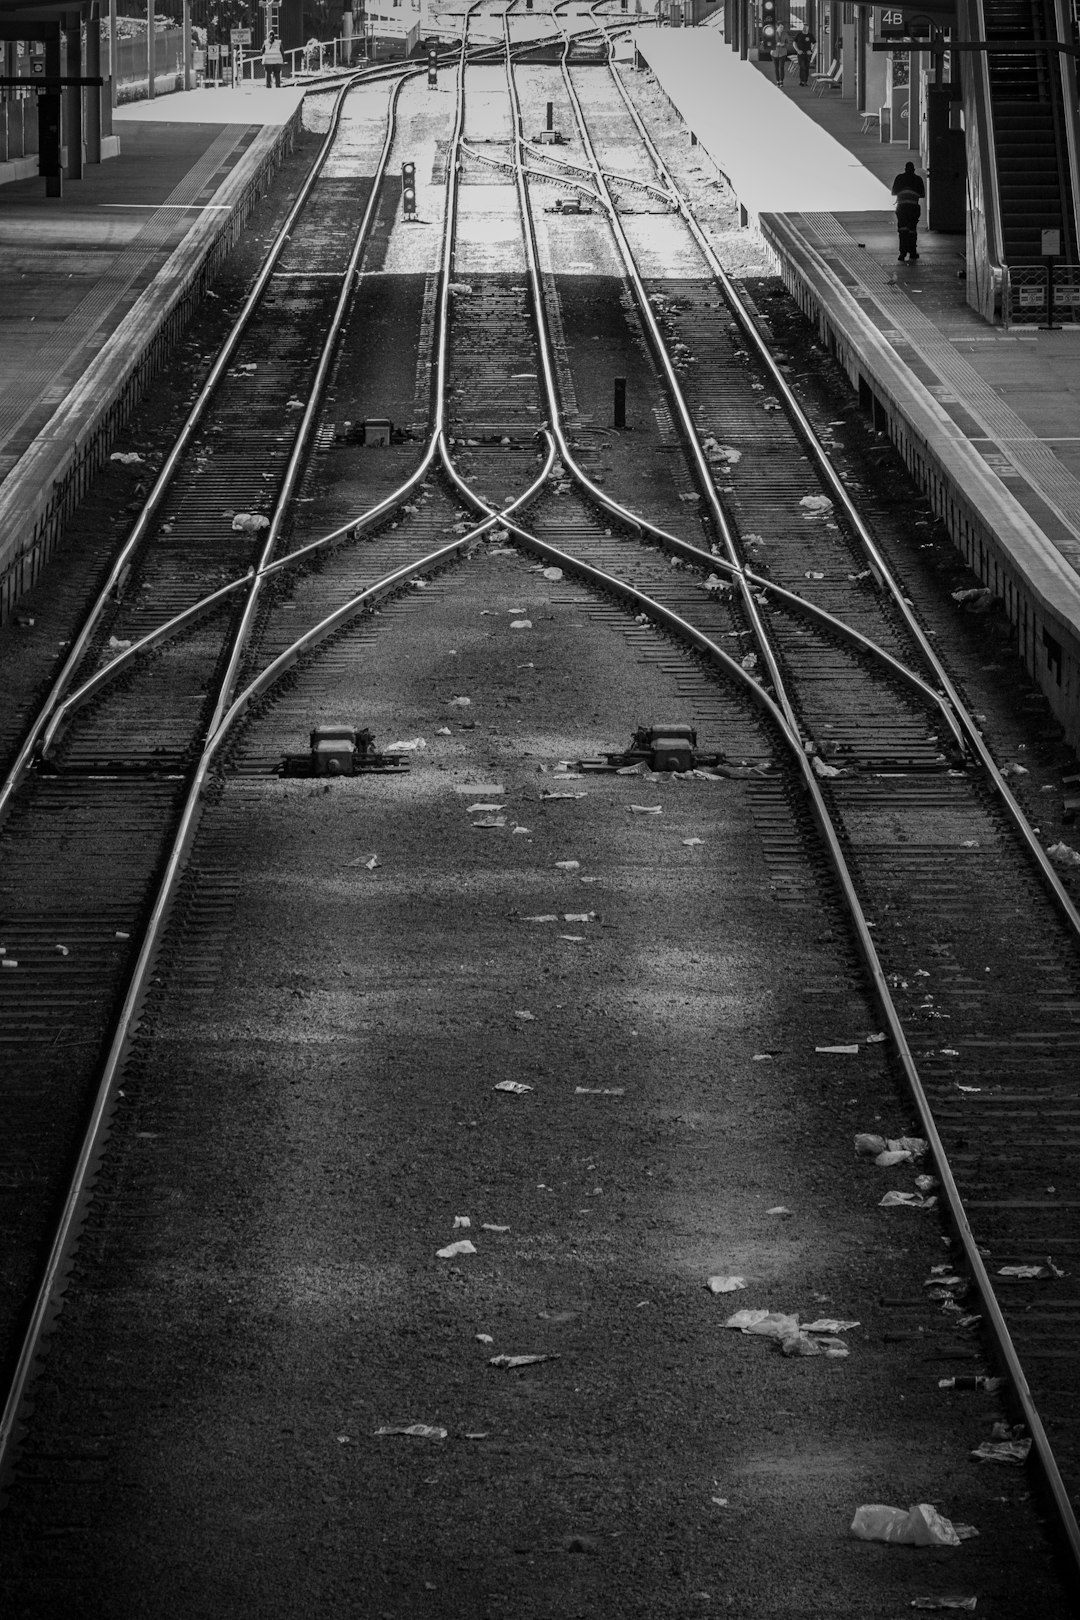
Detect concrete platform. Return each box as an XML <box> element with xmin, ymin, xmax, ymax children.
<box><xmin>0</xmin><ymin>88</ymin><xmax>304</xmax><ymax>619</ymax></box>
<box><xmin>636</xmin><ymin>28</ymin><xmax>1080</xmax><ymax>749</ymax></box>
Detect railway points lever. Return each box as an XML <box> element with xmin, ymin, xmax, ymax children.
<box><xmin>574</xmin><ymin>723</ymin><xmax>736</xmax><ymax>775</ymax></box>
<box><xmin>282</xmin><ymin>727</ymin><xmax>410</xmax><ymax>778</ymax></box>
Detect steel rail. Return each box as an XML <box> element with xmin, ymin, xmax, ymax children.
<box><xmin>0</xmin><ymin>68</ymin><xmax>372</xmax><ymax>828</ymax></box>
<box><xmin>0</xmin><ymin>5</ymin><xmax>487</xmax><ymax>1487</ymax></box>
<box><xmin>518</xmin><ymin>138</ymin><xmax>674</xmax><ymax>203</ymax></box>
<box><xmin>504</xmin><ymin>13</ymin><xmax>803</xmax><ymax>744</ymax></box>
<box><xmin>41</xmin><ymin>3</ymin><xmax>586</xmax><ymax>758</ymax></box>
<box><xmin>495</xmin><ymin>9</ymin><xmax>964</xmax><ymax>754</ymax></box>
<box><xmin>594</xmin><ymin>22</ymin><xmax>1080</xmax><ymax>941</ymax></box>
<box><xmin>203</xmin><ymin>71</ymin><xmax>419</xmax><ymax>741</ymax></box>
<box><xmin>574</xmin><ymin>13</ymin><xmax>1080</xmax><ymax>1571</ymax></box>
<box><xmin>39</xmin><ymin>43</ymin><xmax>487</xmax><ymax>761</ymax></box>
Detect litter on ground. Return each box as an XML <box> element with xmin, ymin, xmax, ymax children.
<box><xmin>707</xmin><ymin>1276</ymin><xmax>747</xmax><ymax>1294</ymax></box>
<box><xmin>489</xmin><ymin>1353</ymin><xmax>559</xmax><ymax>1370</ymax></box>
<box><xmin>575</xmin><ymin>1086</ymin><xmax>625</xmax><ymax>1096</ymax></box>
<box><xmin>818</xmin><ymin>1044</ymin><xmax>859</xmax><ymax>1054</ymax></box>
<box><xmin>723</xmin><ymin>1308</ymin><xmax>856</xmax><ymax>1358</ymax></box>
<box><xmin>494</xmin><ymin>1081</ymin><xmax>532</xmax><ymax>1094</ymax></box>
<box><xmin>855</xmin><ymin>1133</ymin><xmax>928</xmax><ymax>1166</ymax></box>
<box><xmin>630</xmin><ymin>804</ymin><xmax>662</xmax><ymax>815</ymax></box>
<box><xmin>374</xmin><ymin>1424</ymin><xmax>447</xmax><ymax>1441</ymax></box>
<box><xmin>970</xmin><ymin>1439</ymin><xmax>1030</xmax><ymax>1465</ymax></box>
<box><xmin>436</xmin><ymin>1240</ymin><xmax>477</xmax><ymax>1259</ymax></box>
<box><xmin>850</xmin><ymin>1503</ymin><xmax>976</xmax><ymax>1547</ymax></box>
<box><xmin>880</xmin><ymin>1191</ymin><xmax>938</xmax><ymax>1210</ymax></box>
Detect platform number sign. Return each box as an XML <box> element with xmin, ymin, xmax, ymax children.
<box><xmin>760</xmin><ymin>0</ymin><xmax>777</xmax><ymax>56</ymax></box>
<box><xmin>401</xmin><ymin>161</ymin><xmax>417</xmax><ymax>219</ymax></box>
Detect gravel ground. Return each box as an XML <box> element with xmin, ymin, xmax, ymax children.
<box><xmin>2</xmin><ymin>41</ymin><xmax>1078</xmax><ymax>1620</ymax></box>
<box><xmin>2</xmin><ymin>553</ymin><xmax>1073</xmax><ymax>1618</ymax></box>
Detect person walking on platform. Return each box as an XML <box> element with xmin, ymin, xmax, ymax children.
<box><xmin>793</xmin><ymin>27</ymin><xmax>814</xmax><ymax>85</ymax></box>
<box><xmin>891</xmin><ymin>160</ymin><xmax>925</xmax><ymax>261</ymax></box>
<box><xmin>263</xmin><ymin>31</ymin><xmax>284</xmax><ymax>88</ymax></box>
<box><xmin>891</xmin><ymin>159</ymin><xmax>926</xmax><ymax>202</ymax></box>
<box><xmin>772</xmin><ymin>24</ymin><xmax>796</xmax><ymax>87</ymax></box>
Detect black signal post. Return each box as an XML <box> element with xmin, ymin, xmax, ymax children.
<box><xmin>401</xmin><ymin>160</ymin><xmax>417</xmax><ymax>220</ymax></box>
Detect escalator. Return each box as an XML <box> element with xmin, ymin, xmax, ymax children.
<box><xmin>984</xmin><ymin>0</ymin><xmax>1078</xmax><ymax>264</ymax></box>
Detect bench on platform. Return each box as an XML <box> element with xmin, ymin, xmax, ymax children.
<box><xmin>813</xmin><ymin>60</ymin><xmax>842</xmax><ymax>94</ymax></box>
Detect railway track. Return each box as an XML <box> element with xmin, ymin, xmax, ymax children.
<box><xmin>0</xmin><ymin>0</ymin><xmax>1078</xmax><ymax>1607</ymax></box>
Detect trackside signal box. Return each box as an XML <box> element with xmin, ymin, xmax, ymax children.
<box><xmin>401</xmin><ymin>160</ymin><xmax>416</xmax><ymax>218</ymax></box>
<box><xmin>428</xmin><ymin>48</ymin><xmax>437</xmax><ymax>85</ymax></box>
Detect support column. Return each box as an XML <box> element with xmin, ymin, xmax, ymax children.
<box><xmin>108</xmin><ymin>0</ymin><xmax>117</xmax><ymax>108</ymax></box>
<box><xmin>86</xmin><ymin>2</ymin><xmax>102</xmax><ymax>163</ymax></box>
<box><xmin>63</xmin><ymin>11</ymin><xmax>83</xmax><ymax>178</ymax></box>
<box><xmin>147</xmin><ymin>0</ymin><xmax>155</xmax><ymax>98</ymax></box>
<box><xmin>42</xmin><ymin>22</ymin><xmax>63</xmax><ymax>196</ymax></box>
<box><xmin>182</xmin><ymin>0</ymin><xmax>192</xmax><ymax>89</ymax></box>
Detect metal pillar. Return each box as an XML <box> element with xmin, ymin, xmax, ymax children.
<box><xmin>108</xmin><ymin>0</ymin><xmax>117</xmax><ymax>109</ymax></box>
<box><xmin>182</xmin><ymin>0</ymin><xmax>192</xmax><ymax>89</ymax></box>
<box><xmin>146</xmin><ymin>0</ymin><xmax>154</xmax><ymax>98</ymax></box>
<box><xmin>86</xmin><ymin>1</ymin><xmax>102</xmax><ymax>162</ymax></box>
<box><xmin>42</xmin><ymin>24</ymin><xmax>63</xmax><ymax>196</ymax></box>
<box><xmin>64</xmin><ymin>11</ymin><xmax>83</xmax><ymax>178</ymax></box>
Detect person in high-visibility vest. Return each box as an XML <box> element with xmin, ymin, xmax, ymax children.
<box><xmin>263</xmin><ymin>31</ymin><xmax>284</xmax><ymax>87</ymax></box>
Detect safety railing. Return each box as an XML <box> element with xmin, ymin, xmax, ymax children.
<box><xmin>1004</xmin><ymin>260</ymin><xmax>1080</xmax><ymax>325</ymax></box>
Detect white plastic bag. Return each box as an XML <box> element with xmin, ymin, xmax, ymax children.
<box><xmin>850</xmin><ymin>1503</ymin><xmax>961</xmax><ymax>1547</ymax></box>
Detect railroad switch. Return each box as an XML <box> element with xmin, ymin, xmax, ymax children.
<box><xmin>546</xmin><ymin>197</ymin><xmax>592</xmax><ymax>215</ymax></box>
<box><xmin>281</xmin><ymin>727</ymin><xmax>409</xmax><ymax>778</ymax></box>
<box><xmin>576</xmin><ymin>723</ymin><xmax>719</xmax><ymax>775</ymax></box>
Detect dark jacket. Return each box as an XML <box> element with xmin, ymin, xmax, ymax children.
<box><xmin>891</xmin><ymin>169</ymin><xmax>925</xmax><ymax>199</ymax></box>
<box><xmin>793</xmin><ymin>30</ymin><xmax>813</xmax><ymax>54</ymax></box>
<box><xmin>894</xmin><ymin>191</ymin><xmax>922</xmax><ymax>228</ymax></box>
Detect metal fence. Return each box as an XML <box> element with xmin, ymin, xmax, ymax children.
<box><xmin>1004</xmin><ymin>262</ymin><xmax>1080</xmax><ymax>327</ymax></box>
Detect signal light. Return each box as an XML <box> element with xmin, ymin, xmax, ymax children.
<box><xmin>760</xmin><ymin>0</ymin><xmax>777</xmax><ymax>53</ymax></box>
<box><xmin>401</xmin><ymin>160</ymin><xmax>416</xmax><ymax>219</ymax></box>
<box><xmin>428</xmin><ymin>47</ymin><xmax>437</xmax><ymax>85</ymax></box>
